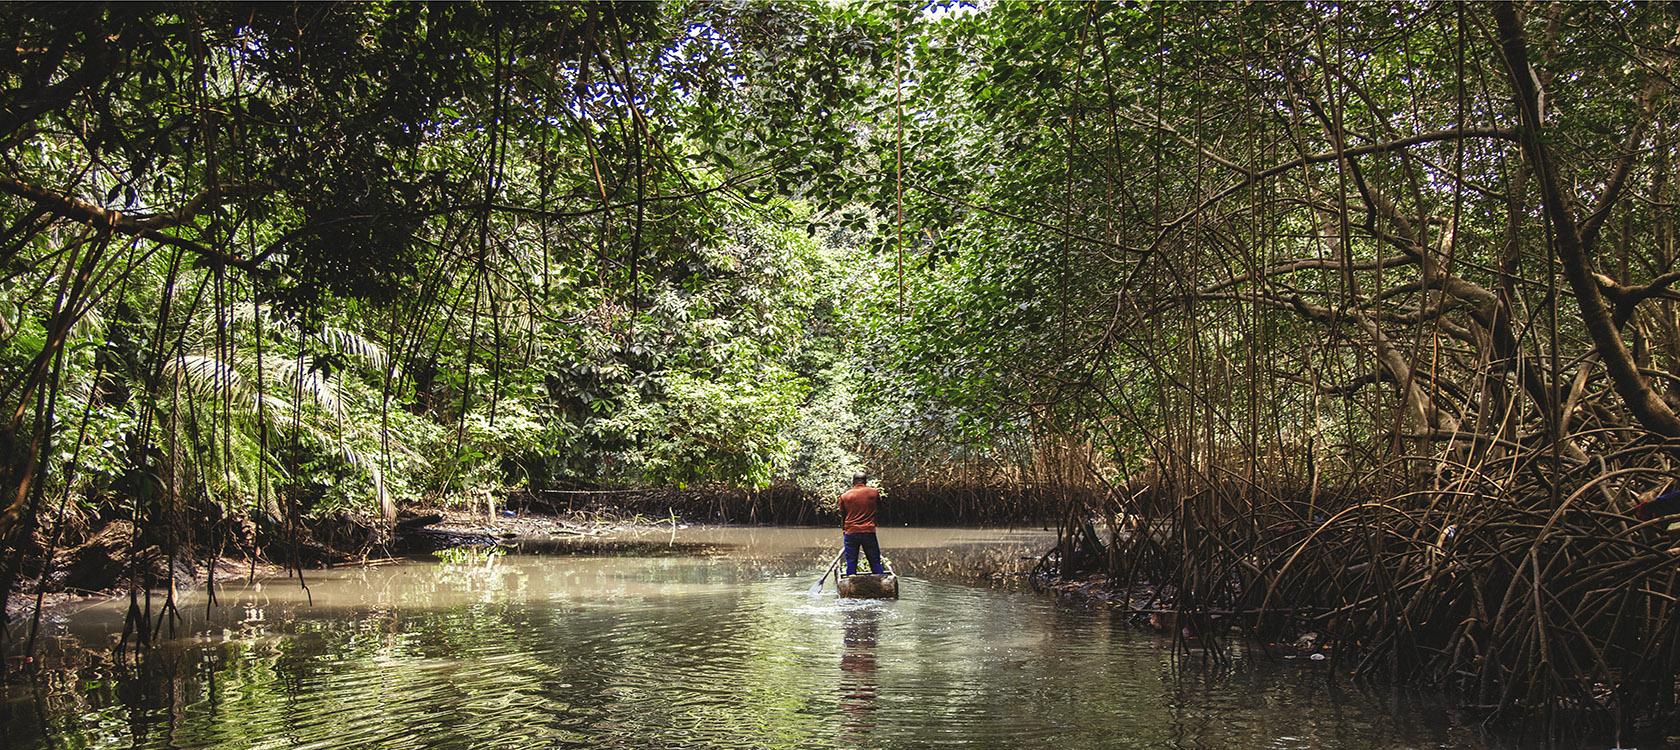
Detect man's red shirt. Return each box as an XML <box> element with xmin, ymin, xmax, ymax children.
<box><xmin>838</xmin><ymin>485</ymin><xmax>879</xmax><ymax>534</ymax></box>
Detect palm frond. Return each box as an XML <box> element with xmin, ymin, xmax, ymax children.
<box><xmin>318</xmin><ymin>324</ymin><xmax>389</xmax><ymax>372</ymax></box>
<box><xmin>266</xmin><ymin>355</ymin><xmax>343</xmax><ymax>415</ymax></box>
<box><xmin>165</xmin><ymin>353</ymin><xmax>253</xmax><ymax>404</ymax></box>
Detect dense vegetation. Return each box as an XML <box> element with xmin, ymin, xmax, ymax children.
<box><xmin>0</xmin><ymin>2</ymin><xmax>893</xmax><ymax>575</ymax></box>
<box><xmin>7</xmin><ymin>0</ymin><xmax>1680</xmax><ymax>736</ymax></box>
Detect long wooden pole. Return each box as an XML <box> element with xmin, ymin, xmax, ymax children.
<box><xmin>809</xmin><ymin>549</ymin><xmax>844</xmax><ymax>595</ymax></box>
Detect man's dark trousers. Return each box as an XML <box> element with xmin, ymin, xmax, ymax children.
<box><xmin>843</xmin><ymin>532</ymin><xmax>883</xmax><ymax>575</ymax></box>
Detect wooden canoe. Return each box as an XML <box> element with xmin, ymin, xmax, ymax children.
<box><xmin>837</xmin><ymin>573</ymin><xmax>899</xmax><ymax>599</ymax></box>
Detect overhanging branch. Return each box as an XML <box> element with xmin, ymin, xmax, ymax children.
<box><xmin>0</xmin><ymin>174</ymin><xmax>257</xmax><ymax>271</ymax></box>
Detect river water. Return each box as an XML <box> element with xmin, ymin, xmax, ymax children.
<box><xmin>4</xmin><ymin>527</ymin><xmax>1493</xmax><ymax>749</ymax></box>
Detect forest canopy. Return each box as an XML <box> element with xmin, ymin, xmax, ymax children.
<box><xmin>0</xmin><ymin>2</ymin><xmax>887</xmax><ymax>528</ymax></box>
<box><xmin>4</xmin><ymin>0</ymin><xmax>1680</xmax><ymax>515</ymax></box>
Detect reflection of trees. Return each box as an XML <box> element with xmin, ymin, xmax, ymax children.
<box><xmin>426</xmin><ymin>547</ymin><xmax>526</xmax><ymax>603</ymax></box>
<box><xmin>517</xmin><ymin>531</ymin><xmax>1055</xmax><ymax>587</ymax></box>
<box><xmin>11</xmin><ymin>533</ymin><xmax>1055</xmax><ymax>749</ymax></box>
<box><xmin>12</xmin><ymin>540</ymin><xmax>1475</xmax><ymax>750</ymax></box>
<box><xmin>579</xmin><ymin>574</ymin><xmax>827</xmax><ymax>749</ymax></box>
<box><xmin>884</xmin><ymin>542</ymin><xmax>1044</xmax><ymax>583</ymax></box>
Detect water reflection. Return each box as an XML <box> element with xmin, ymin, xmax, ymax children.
<box><xmin>3</xmin><ymin>527</ymin><xmax>1497</xmax><ymax>750</ymax></box>
<box><xmin>838</xmin><ymin>604</ymin><xmax>881</xmax><ymax>740</ymax></box>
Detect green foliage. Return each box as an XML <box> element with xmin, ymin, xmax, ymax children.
<box><xmin>612</xmin><ymin>366</ymin><xmax>800</xmax><ymax>489</ymax></box>
<box><xmin>0</xmin><ymin>1</ymin><xmax>886</xmax><ymax>534</ymax></box>
<box><xmin>12</xmin><ymin>0</ymin><xmax>1676</xmax><ymax>531</ymax></box>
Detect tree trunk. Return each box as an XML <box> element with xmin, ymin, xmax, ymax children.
<box><xmin>1491</xmin><ymin>2</ymin><xmax>1680</xmax><ymax>438</ymax></box>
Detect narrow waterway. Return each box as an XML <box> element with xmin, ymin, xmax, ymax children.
<box><xmin>5</xmin><ymin>527</ymin><xmax>1491</xmax><ymax>749</ymax></box>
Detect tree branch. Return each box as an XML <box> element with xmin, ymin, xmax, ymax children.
<box><xmin>0</xmin><ymin>174</ymin><xmax>256</xmax><ymax>271</ymax></box>
<box><xmin>1149</xmin><ymin>126</ymin><xmax>1520</xmax><ymax>249</ymax></box>
<box><xmin>1493</xmin><ymin>1</ymin><xmax>1680</xmax><ymax>438</ymax></box>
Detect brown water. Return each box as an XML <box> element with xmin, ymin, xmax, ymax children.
<box><xmin>3</xmin><ymin>526</ymin><xmax>1493</xmax><ymax>749</ymax></box>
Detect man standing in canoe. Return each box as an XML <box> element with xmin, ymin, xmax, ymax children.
<box><xmin>839</xmin><ymin>472</ymin><xmax>884</xmax><ymax>575</ymax></box>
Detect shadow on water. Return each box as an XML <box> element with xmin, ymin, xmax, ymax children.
<box><xmin>3</xmin><ymin>526</ymin><xmax>1502</xmax><ymax>750</ymax></box>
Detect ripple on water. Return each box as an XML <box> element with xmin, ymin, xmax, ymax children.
<box><xmin>4</xmin><ymin>527</ymin><xmax>1494</xmax><ymax>750</ymax></box>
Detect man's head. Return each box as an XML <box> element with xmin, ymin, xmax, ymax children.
<box><xmin>852</xmin><ymin>471</ymin><xmax>869</xmax><ymax>486</ymax></box>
